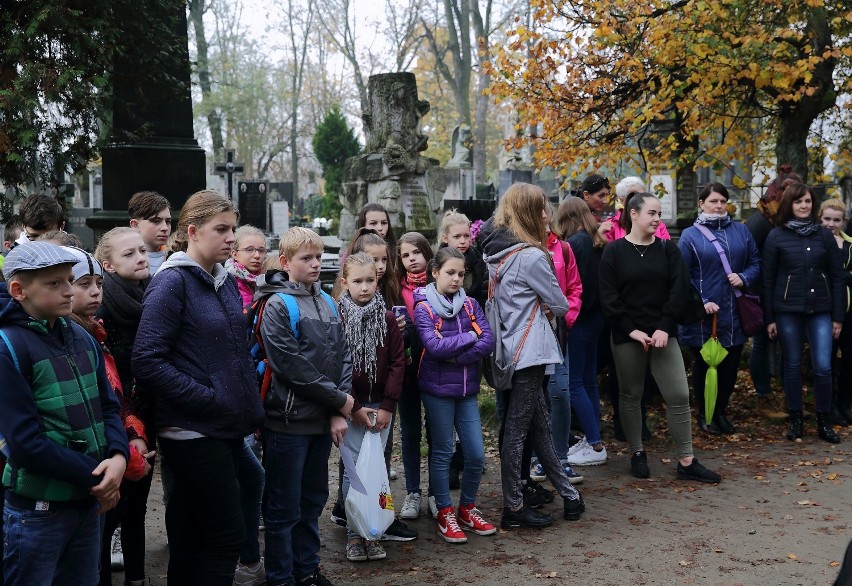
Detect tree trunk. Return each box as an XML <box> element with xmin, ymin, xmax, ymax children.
<box><xmin>774</xmin><ymin>6</ymin><xmax>836</xmax><ymax>184</ymax></box>
<box><xmin>470</xmin><ymin>0</ymin><xmax>491</xmax><ymax>184</ymax></box>
<box><xmin>473</xmin><ymin>72</ymin><xmax>488</xmax><ymax>183</ymax></box>
<box><xmin>188</xmin><ymin>0</ymin><xmax>224</xmax><ymax>156</ymax></box>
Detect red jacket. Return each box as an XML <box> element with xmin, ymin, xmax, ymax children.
<box><xmin>546</xmin><ymin>232</ymin><xmax>583</xmax><ymax>329</ymax></box>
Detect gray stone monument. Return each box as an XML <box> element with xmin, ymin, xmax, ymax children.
<box><xmin>498</xmin><ymin>112</ymin><xmax>533</xmax><ymax>198</ymax></box>
<box><xmin>443</xmin><ymin>125</ymin><xmax>475</xmax><ymax>202</ymax></box>
<box><xmin>339</xmin><ymin>73</ymin><xmax>445</xmax><ymax>242</ymax></box>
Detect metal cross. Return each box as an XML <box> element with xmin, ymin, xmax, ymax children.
<box><xmin>213</xmin><ymin>149</ymin><xmax>245</xmax><ymax>202</ymax></box>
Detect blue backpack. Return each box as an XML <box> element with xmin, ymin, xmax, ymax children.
<box><xmin>246</xmin><ymin>291</ymin><xmax>338</xmax><ymax>401</ymax></box>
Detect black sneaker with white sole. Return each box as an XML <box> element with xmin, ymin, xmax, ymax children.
<box><xmin>380</xmin><ymin>518</ymin><xmax>418</xmax><ymax>541</ymax></box>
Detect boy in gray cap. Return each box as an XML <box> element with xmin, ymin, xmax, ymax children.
<box><xmin>0</xmin><ymin>241</ymin><xmax>129</xmax><ymax>585</ymax></box>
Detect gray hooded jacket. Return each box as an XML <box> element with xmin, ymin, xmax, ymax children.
<box><xmin>483</xmin><ymin>238</ymin><xmax>567</xmax><ymax>370</ymax></box>
<box><xmin>256</xmin><ymin>272</ymin><xmax>352</xmax><ymax>435</ymax></box>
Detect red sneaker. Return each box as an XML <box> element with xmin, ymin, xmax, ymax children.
<box><xmin>437</xmin><ymin>506</ymin><xmax>468</xmax><ymax>543</ymax></box>
<box><xmin>458</xmin><ymin>503</ymin><xmax>497</xmax><ymax>536</ymax></box>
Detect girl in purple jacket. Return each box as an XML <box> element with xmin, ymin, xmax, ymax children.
<box><xmin>414</xmin><ymin>248</ymin><xmax>495</xmax><ymax>544</ymax></box>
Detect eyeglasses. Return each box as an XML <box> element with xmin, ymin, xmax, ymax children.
<box><xmin>236</xmin><ymin>247</ymin><xmax>268</xmax><ymax>255</ymax></box>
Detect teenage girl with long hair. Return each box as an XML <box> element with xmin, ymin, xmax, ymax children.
<box><xmin>482</xmin><ymin>182</ymin><xmax>585</xmax><ymax>530</ymax></box>
<box><xmin>556</xmin><ymin>197</ymin><xmax>608</xmax><ymax>467</ymax></box>
<box><xmin>397</xmin><ymin>232</ymin><xmax>435</xmax><ymax>520</ymax></box>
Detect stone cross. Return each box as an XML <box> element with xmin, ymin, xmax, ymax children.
<box><xmin>214</xmin><ymin>149</ymin><xmax>245</xmax><ymax>202</ymax></box>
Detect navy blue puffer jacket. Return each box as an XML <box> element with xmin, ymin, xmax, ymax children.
<box><xmin>133</xmin><ymin>253</ymin><xmax>264</xmax><ymax>439</ymax></box>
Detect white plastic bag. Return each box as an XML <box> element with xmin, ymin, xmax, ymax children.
<box><xmin>342</xmin><ymin>431</ymin><xmax>395</xmax><ymax>540</ymax></box>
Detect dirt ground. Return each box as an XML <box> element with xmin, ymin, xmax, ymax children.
<box><xmin>119</xmin><ymin>397</ymin><xmax>852</xmax><ymax>586</ymax></box>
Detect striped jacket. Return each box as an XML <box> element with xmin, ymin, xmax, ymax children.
<box><xmin>0</xmin><ymin>299</ymin><xmax>129</xmax><ymax>502</ymax></box>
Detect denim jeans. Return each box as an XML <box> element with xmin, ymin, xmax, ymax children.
<box><xmin>4</xmin><ymin>497</ymin><xmax>101</xmax><ymax>586</ymax></box>
<box><xmin>398</xmin><ymin>381</ymin><xmax>428</xmax><ymax>495</ymax></box>
<box><xmin>775</xmin><ymin>312</ymin><xmax>834</xmax><ymax>413</ymax></box>
<box><xmin>566</xmin><ymin>314</ymin><xmax>604</xmax><ymax>447</ymax></box>
<box><xmin>264</xmin><ymin>431</ymin><xmax>332</xmax><ymax>586</ymax></box>
<box><xmin>158</xmin><ymin>437</ymin><xmax>244</xmax><ymax>586</ymax></box>
<box><xmin>421</xmin><ymin>393</ymin><xmax>485</xmax><ymax>511</ymax></box>
<box><xmin>238</xmin><ymin>436</ymin><xmax>265</xmax><ymax>565</ymax></box>
<box><xmin>546</xmin><ymin>349</ymin><xmax>571</xmax><ymax>460</ymax></box>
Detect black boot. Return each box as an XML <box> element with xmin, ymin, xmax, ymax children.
<box><xmin>829</xmin><ymin>405</ymin><xmax>850</xmax><ymax>427</ymax></box>
<box><xmin>786</xmin><ymin>410</ymin><xmax>803</xmax><ymax>441</ymax></box>
<box><xmin>817</xmin><ymin>413</ymin><xmax>841</xmax><ymax>444</ymax></box>
<box><xmin>563</xmin><ymin>493</ymin><xmax>585</xmax><ymax>521</ymax></box>
<box><xmin>712</xmin><ymin>411</ymin><xmax>736</xmax><ymax>435</ymax></box>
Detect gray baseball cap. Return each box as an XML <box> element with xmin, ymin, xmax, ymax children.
<box><xmin>2</xmin><ymin>241</ymin><xmax>80</xmax><ymax>280</ymax></box>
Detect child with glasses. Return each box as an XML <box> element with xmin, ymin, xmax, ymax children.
<box><xmin>227</xmin><ymin>225</ymin><xmax>268</xmax><ymax>307</ymax></box>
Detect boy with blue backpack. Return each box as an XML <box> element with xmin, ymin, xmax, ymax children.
<box><xmin>256</xmin><ymin>227</ymin><xmax>353</xmax><ymax>586</ymax></box>
<box><xmin>0</xmin><ymin>242</ymin><xmax>129</xmax><ymax>584</ymax></box>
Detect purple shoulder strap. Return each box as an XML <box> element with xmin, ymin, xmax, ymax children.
<box><xmin>693</xmin><ymin>223</ymin><xmax>742</xmax><ymax>298</ymax></box>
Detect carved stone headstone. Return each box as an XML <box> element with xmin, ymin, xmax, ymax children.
<box><xmin>339</xmin><ymin>73</ymin><xmax>445</xmax><ymax>242</ymax></box>
<box><xmin>446</xmin><ymin>125</ymin><xmax>473</xmax><ymax>169</ymax></box>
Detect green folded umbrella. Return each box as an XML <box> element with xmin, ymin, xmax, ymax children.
<box><xmin>700</xmin><ymin>314</ymin><xmax>728</xmax><ymax>422</ymax></box>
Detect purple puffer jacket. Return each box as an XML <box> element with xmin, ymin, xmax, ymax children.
<box><xmin>413</xmin><ymin>288</ymin><xmax>495</xmax><ymax>399</ymax></box>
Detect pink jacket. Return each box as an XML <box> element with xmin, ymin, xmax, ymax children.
<box><xmin>546</xmin><ymin>233</ymin><xmax>583</xmax><ymax>329</ymax></box>
<box><xmin>604</xmin><ymin>209</ymin><xmax>671</xmax><ymax>242</ymax></box>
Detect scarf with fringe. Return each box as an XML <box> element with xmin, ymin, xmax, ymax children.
<box><xmin>339</xmin><ymin>292</ymin><xmax>387</xmax><ymax>385</ymax></box>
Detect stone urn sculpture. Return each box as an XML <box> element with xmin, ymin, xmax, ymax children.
<box><xmin>339</xmin><ymin>72</ymin><xmax>445</xmax><ymax>243</ymax></box>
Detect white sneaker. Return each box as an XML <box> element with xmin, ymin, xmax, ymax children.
<box><xmin>110</xmin><ymin>527</ymin><xmax>124</xmax><ymax>571</ymax></box>
<box><xmin>567</xmin><ymin>437</ymin><xmax>588</xmax><ymax>456</ymax></box>
<box><xmin>389</xmin><ymin>468</ymin><xmax>398</xmax><ymax>480</ymax></box>
<box><xmin>400</xmin><ymin>492</ymin><xmax>421</xmax><ymax>520</ymax></box>
<box><xmin>234</xmin><ymin>558</ymin><xmax>266</xmax><ymax>585</ymax></box>
<box><xmin>566</xmin><ymin>442</ymin><xmax>607</xmax><ymax>466</ymax></box>
<box><xmin>428</xmin><ymin>495</ymin><xmax>438</xmax><ymax>519</ymax></box>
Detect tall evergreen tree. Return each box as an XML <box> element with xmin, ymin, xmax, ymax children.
<box><xmin>312</xmin><ymin>106</ymin><xmax>360</xmax><ymax>219</ymax></box>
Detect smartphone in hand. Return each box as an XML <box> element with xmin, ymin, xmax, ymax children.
<box><xmin>392</xmin><ymin>306</ymin><xmax>408</xmax><ymax>320</ymax></box>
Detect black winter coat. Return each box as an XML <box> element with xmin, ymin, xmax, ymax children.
<box><xmin>762</xmin><ymin>225</ymin><xmax>845</xmax><ymax>323</ymax></box>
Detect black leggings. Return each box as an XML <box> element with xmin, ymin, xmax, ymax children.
<box><xmin>99</xmin><ymin>468</ymin><xmax>154</xmax><ymax>585</ymax></box>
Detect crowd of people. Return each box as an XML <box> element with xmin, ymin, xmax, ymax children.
<box><xmin>0</xmin><ymin>165</ymin><xmax>850</xmax><ymax>586</ymax></box>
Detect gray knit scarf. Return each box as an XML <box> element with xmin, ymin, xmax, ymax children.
<box><xmin>339</xmin><ymin>292</ymin><xmax>387</xmax><ymax>385</ymax></box>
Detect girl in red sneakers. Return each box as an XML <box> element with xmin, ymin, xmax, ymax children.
<box><xmin>413</xmin><ymin>248</ymin><xmax>496</xmax><ymax>543</ymax></box>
